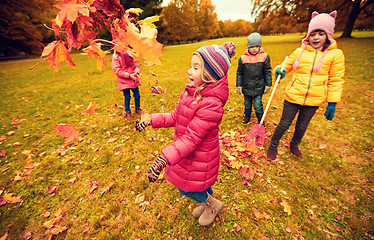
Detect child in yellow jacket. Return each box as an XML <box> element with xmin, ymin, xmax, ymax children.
<box><xmin>267</xmin><ymin>11</ymin><xmax>345</xmax><ymax>160</ymax></box>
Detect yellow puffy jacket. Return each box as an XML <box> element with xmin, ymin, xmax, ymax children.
<box><xmin>275</xmin><ymin>40</ymin><xmax>345</xmax><ymax>106</ymax></box>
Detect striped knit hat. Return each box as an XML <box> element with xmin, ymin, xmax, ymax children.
<box><xmin>194</xmin><ymin>42</ymin><xmax>236</xmax><ymax>83</ymax></box>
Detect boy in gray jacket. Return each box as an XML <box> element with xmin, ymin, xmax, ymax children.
<box><xmin>236</xmin><ymin>32</ymin><xmax>272</xmax><ymax>124</ymax></box>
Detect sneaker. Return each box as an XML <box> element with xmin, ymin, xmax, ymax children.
<box><xmin>290</xmin><ymin>146</ymin><xmax>303</xmax><ymax>158</ymax></box>
<box><xmin>135</xmin><ymin>108</ymin><xmax>142</xmax><ymax>115</ymax></box>
<box><xmin>242</xmin><ymin>116</ymin><xmax>250</xmax><ymax>123</ymax></box>
<box><xmin>125</xmin><ymin>112</ymin><xmax>132</xmax><ymax>120</ymax></box>
<box><xmin>267</xmin><ymin>147</ymin><xmax>277</xmax><ymax>160</ymax></box>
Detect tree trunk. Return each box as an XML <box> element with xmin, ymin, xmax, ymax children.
<box><xmin>340</xmin><ymin>0</ymin><xmax>361</xmax><ymax>38</ymax></box>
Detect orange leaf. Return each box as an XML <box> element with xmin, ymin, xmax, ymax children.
<box><xmin>53</xmin><ymin>124</ymin><xmax>79</xmax><ymax>142</ymax></box>
<box><xmin>41</xmin><ymin>41</ymin><xmax>76</xmax><ymax>71</ymax></box>
<box><xmin>240</xmin><ymin>166</ymin><xmax>255</xmax><ymax>181</ymax></box>
<box><xmin>83</xmin><ymin>42</ymin><xmax>107</xmax><ymax>72</ymax></box>
<box><xmin>54</xmin><ymin>2</ymin><xmax>89</xmax><ymax>27</ymax></box>
<box><xmin>86</xmin><ymin>102</ymin><xmax>98</xmax><ymax>115</ymax></box>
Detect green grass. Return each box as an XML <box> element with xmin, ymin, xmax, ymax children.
<box><xmin>0</xmin><ymin>31</ymin><xmax>373</xmax><ymax>239</ymax></box>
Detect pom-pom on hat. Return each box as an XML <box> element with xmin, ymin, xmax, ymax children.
<box><xmin>293</xmin><ymin>11</ymin><xmax>337</xmax><ymax>72</ymax></box>
<box><xmin>194</xmin><ymin>42</ymin><xmax>236</xmax><ymax>83</ymax></box>
<box><xmin>247</xmin><ymin>32</ymin><xmax>262</xmax><ymax>48</ymax></box>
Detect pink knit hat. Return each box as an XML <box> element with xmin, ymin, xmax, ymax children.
<box><xmin>293</xmin><ymin>11</ymin><xmax>337</xmax><ymax>72</ymax></box>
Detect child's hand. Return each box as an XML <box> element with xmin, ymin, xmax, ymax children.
<box><xmin>264</xmin><ymin>86</ymin><xmax>271</xmax><ymax>94</ymax></box>
<box><xmin>324</xmin><ymin>102</ymin><xmax>336</xmax><ymax>121</ymax></box>
<box><xmin>275</xmin><ymin>68</ymin><xmax>286</xmax><ymax>80</ymax></box>
<box><xmin>130</xmin><ymin>73</ymin><xmax>138</xmax><ymax>81</ymax></box>
<box><xmin>135</xmin><ymin>112</ymin><xmax>151</xmax><ymax>132</ymax></box>
<box><xmin>148</xmin><ymin>156</ymin><xmax>167</xmax><ymax>182</ymax></box>
<box><xmin>236</xmin><ymin>87</ymin><xmax>242</xmax><ymax>95</ymax></box>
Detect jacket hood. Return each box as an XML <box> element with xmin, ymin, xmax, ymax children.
<box><xmin>186</xmin><ymin>75</ymin><xmax>229</xmax><ymax>105</ymax></box>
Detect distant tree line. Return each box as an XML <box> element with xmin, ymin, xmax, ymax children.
<box><xmin>0</xmin><ymin>0</ymin><xmax>373</xmax><ymax>57</ymax></box>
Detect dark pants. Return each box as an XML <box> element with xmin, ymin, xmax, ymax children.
<box><xmin>270</xmin><ymin>100</ymin><xmax>318</xmax><ymax>149</ymax></box>
<box><xmin>122</xmin><ymin>87</ymin><xmax>140</xmax><ymax>112</ymax></box>
<box><xmin>178</xmin><ymin>187</ymin><xmax>213</xmax><ymax>203</ymax></box>
<box><xmin>244</xmin><ymin>95</ymin><xmax>264</xmax><ymax>122</ymax></box>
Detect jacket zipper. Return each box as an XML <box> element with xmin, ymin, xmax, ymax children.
<box><xmin>303</xmin><ymin>49</ymin><xmax>319</xmax><ymax>105</ymax></box>
<box><xmin>166</xmin><ymin>88</ymin><xmax>188</xmax><ymax>177</ymax></box>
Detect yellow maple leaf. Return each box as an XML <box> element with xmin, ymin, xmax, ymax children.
<box><xmin>139</xmin><ymin>15</ymin><xmax>160</xmax><ymax>28</ymax></box>
<box><xmin>280</xmin><ymin>200</ymin><xmax>292</xmax><ymax>216</ymax></box>
<box><xmin>230</xmin><ymin>160</ymin><xmax>243</xmax><ymax>169</ymax></box>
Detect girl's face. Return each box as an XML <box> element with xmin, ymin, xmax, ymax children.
<box><xmin>248</xmin><ymin>46</ymin><xmax>260</xmax><ymax>55</ymax></box>
<box><xmin>309</xmin><ymin>30</ymin><xmax>327</xmax><ymax>49</ymax></box>
<box><xmin>187</xmin><ymin>54</ymin><xmax>204</xmax><ymax>87</ymax></box>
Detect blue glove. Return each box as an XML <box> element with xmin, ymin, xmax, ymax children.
<box><xmin>324</xmin><ymin>102</ymin><xmax>336</xmax><ymax>121</ymax></box>
<box><xmin>275</xmin><ymin>68</ymin><xmax>286</xmax><ymax>80</ymax></box>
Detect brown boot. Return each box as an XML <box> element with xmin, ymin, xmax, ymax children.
<box><xmin>198</xmin><ymin>193</ymin><xmax>223</xmax><ymax>226</ymax></box>
<box><xmin>135</xmin><ymin>107</ymin><xmax>142</xmax><ymax>115</ymax></box>
<box><xmin>125</xmin><ymin>112</ymin><xmax>132</xmax><ymax>120</ymax></box>
<box><xmin>192</xmin><ymin>194</ymin><xmax>214</xmax><ymax>218</ymax></box>
<box><xmin>192</xmin><ymin>205</ymin><xmax>205</xmax><ymax>218</ymax></box>
<box><xmin>267</xmin><ymin>147</ymin><xmax>277</xmax><ymax>160</ymax></box>
<box><xmin>290</xmin><ymin>146</ymin><xmax>303</xmax><ymax>158</ymax></box>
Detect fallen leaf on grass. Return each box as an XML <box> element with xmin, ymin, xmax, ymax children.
<box><xmin>280</xmin><ymin>200</ymin><xmax>292</xmax><ymax>216</ymax></box>
<box><xmin>240</xmin><ymin>166</ymin><xmax>255</xmax><ymax>181</ymax></box>
<box><xmin>86</xmin><ymin>102</ymin><xmax>98</xmax><ymax>115</ymax></box>
<box><xmin>42</xmin><ymin>212</ymin><xmax>51</xmax><ymax>218</ymax></box>
<box><xmin>100</xmin><ymin>182</ymin><xmax>114</xmax><ymax>195</ymax></box>
<box><xmin>308</xmin><ymin>209</ymin><xmax>315</xmax><ymax>220</ymax></box>
<box><xmin>319</xmin><ymin>144</ymin><xmax>327</xmax><ymax>150</ymax></box>
<box><xmin>53</xmin><ymin>124</ymin><xmax>79</xmax><ymax>142</ymax></box>
<box><xmin>253</xmin><ymin>209</ymin><xmax>270</xmax><ymax>219</ymax></box>
<box><xmin>135</xmin><ymin>194</ymin><xmax>145</xmax><ymax>204</ymax></box>
<box><xmin>68</xmin><ymin>177</ymin><xmax>77</xmax><ymax>183</ymax></box>
<box><xmin>233</xmin><ymin>223</ymin><xmax>242</xmax><ymax>232</ymax></box>
<box><xmin>48</xmin><ymin>186</ymin><xmax>57</xmax><ymax>194</ymax></box>
<box><xmin>0</xmin><ymin>193</ymin><xmax>22</xmax><ymax>206</ymax></box>
<box><xmin>82</xmin><ymin>226</ymin><xmax>90</xmax><ymax>234</ymax></box>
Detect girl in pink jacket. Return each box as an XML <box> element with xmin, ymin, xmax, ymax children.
<box><xmin>136</xmin><ymin>42</ymin><xmax>236</xmax><ymax>226</ymax></box>
<box><xmin>111</xmin><ymin>51</ymin><xmax>142</xmax><ymax>119</ymax></box>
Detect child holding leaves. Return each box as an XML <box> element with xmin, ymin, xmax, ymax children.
<box><xmin>267</xmin><ymin>11</ymin><xmax>345</xmax><ymax>160</ymax></box>
<box><xmin>111</xmin><ymin>51</ymin><xmax>142</xmax><ymax>120</ymax></box>
<box><xmin>135</xmin><ymin>42</ymin><xmax>236</xmax><ymax>226</ymax></box>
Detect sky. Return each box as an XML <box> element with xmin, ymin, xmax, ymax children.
<box><xmin>161</xmin><ymin>0</ymin><xmax>255</xmax><ymax>22</ymax></box>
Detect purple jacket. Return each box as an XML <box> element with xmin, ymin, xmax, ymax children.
<box><xmin>151</xmin><ymin>76</ymin><xmax>229</xmax><ymax>192</ymax></box>
<box><xmin>111</xmin><ymin>52</ymin><xmax>141</xmax><ymax>91</ymax></box>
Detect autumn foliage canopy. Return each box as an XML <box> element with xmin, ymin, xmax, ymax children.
<box><xmin>34</xmin><ymin>0</ymin><xmax>163</xmax><ymax>72</ymax></box>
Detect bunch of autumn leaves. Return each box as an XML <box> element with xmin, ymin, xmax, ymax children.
<box><xmin>34</xmin><ymin>0</ymin><xmax>163</xmax><ymax>72</ymax></box>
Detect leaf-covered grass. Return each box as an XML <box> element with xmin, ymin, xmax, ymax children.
<box><xmin>0</xmin><ymin>31</ymin><xmax>373</xmax><ymax>239</ymax></box>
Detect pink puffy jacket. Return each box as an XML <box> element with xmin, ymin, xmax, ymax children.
<box><xmin>151</xmin><ymin>76</ymin><xmax>229</xmax><ymax>192</ymax></box>
<box><xmin>111</xmin><ymin>51</ymin><xmax>141</xmax><ymax>91</ymax></box>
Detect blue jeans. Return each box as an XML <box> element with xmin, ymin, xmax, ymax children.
<box><xmin>122</xmin><ymin>87</ymin><xmax>140</xmax><ymax>112</ymax></box>
<box><xmin>178</xmin><ymin>187</ymin><xmax>213</xmax><ymax>203</ymax></box>
<box><xmin>244</xmin><ymin>95</ymin><xmax>263</xmax><ymax>121</ymax></box>
<box><xmin>270</xmin><ymin>100</ymin><xmax>318</xmax><ymax>149</ymax></box>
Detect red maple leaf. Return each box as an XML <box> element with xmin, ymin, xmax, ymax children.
<box><xmin>53</xmin><ymin>124</ymin><xmax>79</xmax><ymax>142</ymax></box>
<box><xmin>240</xmin><ymin>166</ymin><xmax>255</xmax><ymax>181</ymax></box>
